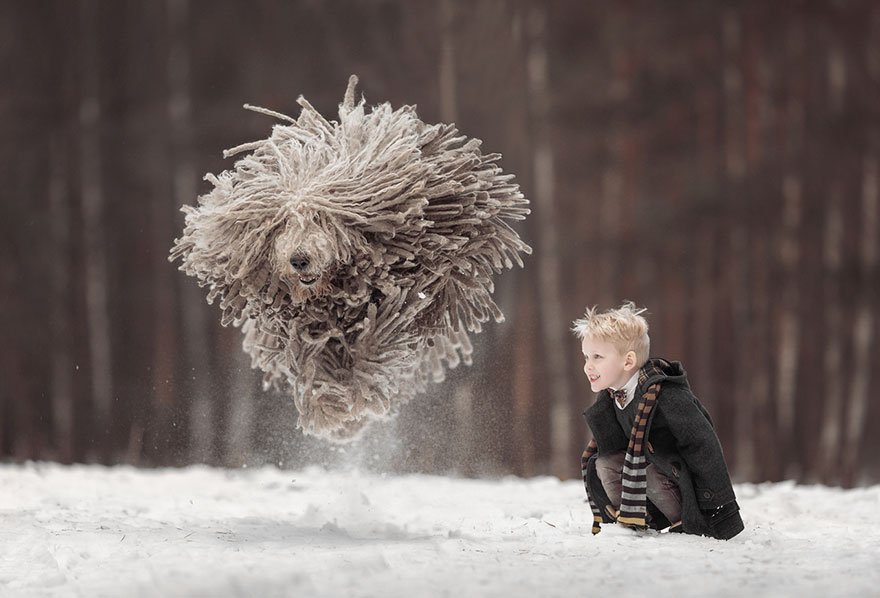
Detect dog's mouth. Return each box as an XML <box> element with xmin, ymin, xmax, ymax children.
<box><xmin>297</xmin><ymin>274</ymin><xmax>319</xmax><ymax>286</ymax></box>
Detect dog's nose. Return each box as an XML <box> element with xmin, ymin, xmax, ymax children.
<box><xmin>289</xmin><ymin>255</ymin><xmax>310</xmax><ymax>271</ymax></box>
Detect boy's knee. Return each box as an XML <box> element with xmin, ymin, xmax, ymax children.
<box><xmin>595</xmin><ymin>451</ymin><xmax>625</xmax><ymax>473</ymax></box>
<box><xmin>645</xmin><ymin>465</ymin><xmax>678</xmax><ymax>492</ymax></box>
<box><xmin>646</xmin><ymin>464</ymin><xmax>682</xmax><ymax>523</ymax></box>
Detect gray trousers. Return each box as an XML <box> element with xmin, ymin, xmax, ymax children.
<box><xmin>596</xmin><ymin>451</ymin><xmax>683</xmax><ymax>525</ymax></box>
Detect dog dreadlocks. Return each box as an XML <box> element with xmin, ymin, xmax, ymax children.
<box><xmin>171</xmin><ymin>76</ymin><xmax>530</xmax><ymax>441</ymax></box>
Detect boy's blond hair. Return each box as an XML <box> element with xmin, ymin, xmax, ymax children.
<box><xmin>571</xmin><ymin>301</ymin><xmax>650</xmax><ymax>366</ymax></box>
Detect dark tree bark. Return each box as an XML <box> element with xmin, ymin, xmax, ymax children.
<box><xmin>3</xmin><ymin>0</ymin><xmax>880</xmax><ymax>484</ymax></box>
<box><xmin>77</xmin><ymin>0</ymin><xmax>114</xmax><ymax>458</ymax></box>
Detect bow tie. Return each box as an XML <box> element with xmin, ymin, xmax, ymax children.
<box><xmin>611</xmin><ymin>389</ymin><xmax>628</xmax><ymax>407</ymax></box>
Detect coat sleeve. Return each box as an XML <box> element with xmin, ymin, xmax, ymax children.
<box><xmin>656</xmin><ymin>388</ymin><xmax>736</xmax><ymax>509</ymax></box>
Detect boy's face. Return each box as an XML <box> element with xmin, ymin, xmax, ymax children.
<box><xmin>580</xmin><ymin>335</ymin><xmax>638</xmax><ymax>393</ymax></box>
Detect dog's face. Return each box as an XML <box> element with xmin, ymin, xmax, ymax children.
<box><xmin>273</xmin><ymin>209</ymin><xmax>334</xmax><ymax>298</ymax></box>
<box><xmin>271</xmin><ymin>205</ymin><xmax>363</xmax><ymax>304</ymax></box>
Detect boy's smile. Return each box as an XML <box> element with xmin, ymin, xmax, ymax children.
<box><xmin>581</xmin><ymin>336</ymin><xmax>637</xmax><ymax>393</ymax></box>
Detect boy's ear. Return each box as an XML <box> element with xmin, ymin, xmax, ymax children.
<box><xmin>625</xmin><ymin>351</ymin><xmax>637</xmax><ymax>370</ymax></box>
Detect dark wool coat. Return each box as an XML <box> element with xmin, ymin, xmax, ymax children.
<box><xmin>582</xmin><ymin>358</ymin><xmax>744</xmax><ymax>539</ymax></box>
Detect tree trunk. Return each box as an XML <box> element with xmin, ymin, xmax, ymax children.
<box><xmin>166</xmin><ymin>0</ymin><xmax>215</xmax><ymax>464</ymax></box>
<box><xmin>78</xmin><ymin>0</ymin><xmax>113</xmax><ymax>456</ymax></box>
<box><xmin>224</xmin><ymin>355</ymin><xmax>255</xmax><ymax>466</ymax></box>
<box><xmin>776</xmin><ymin>174</ymin><xmax>802</xmax><ymax>480</ymax></box>
<box><xmin>438</xmin><ymin>0</ymin><xmax>457</xmax><ymax>126</ymax></box>
<box><xmin>842</xmin><ymin>155</ymin><xmax>877</xmax><ymax>485</ymax></box>
<box><xmin>818</xmin><ymin>187</ymin><xmax>844</xmax><ymax>482</ymax></box>
<box><xmin>722</xmin><ymin>8</ymin><xmax>756</xmax><ymax>481</ymax></box>
<box><xmin>141</xmin><ymin>1</ymin><xmax>177</xmax><ymax>465</ymax></box>
<box><xmin>49</xmin><ymin>133</ymin><xmax>75</xmax><ymax>463</ymax></box>
<box><xmin>512</xmin><ymin>291</ymin><xmax>537</xmax><ymax>476</ymax></box>
<box><xmin>526</xmin><ymin>3</ymin><xmax>572</xmax><ymax>478</ymax></box>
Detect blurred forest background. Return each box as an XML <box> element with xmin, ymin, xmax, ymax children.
<box><xmin>2</xmin><ymin>0</ymin><xmax>879</xmax><ymax>487</ymax></box>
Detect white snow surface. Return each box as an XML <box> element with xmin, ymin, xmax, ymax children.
<box><xmin>1</xmin><ymin>464</ymin><xmax>878</xmax><ymax>598</ymax></box>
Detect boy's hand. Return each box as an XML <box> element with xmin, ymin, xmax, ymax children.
<box><xmin>702</xmin><ymin>500</ymin><xmax>738</xmax><ymax>520</ymax></box>
<box><xmin>701</xmin><ymin>500</ymin><xmax>743</xmax><ymax>540</ymax></box>
<box><xmin>580</xmin><ymin>451</ymin><xmax>591</xmax><ymax>476</ymax></box>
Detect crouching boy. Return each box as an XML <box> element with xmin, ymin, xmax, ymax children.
<box><xmin>573</xmin><ymin>301</ymin><xmax>743</xmax><ymax>540</ymax></box>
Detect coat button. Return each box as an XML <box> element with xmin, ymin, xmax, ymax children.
<box><xmin>703</xmin><ymin>491</ymin><xmax>712</xmax><ymax>499</ymax></box>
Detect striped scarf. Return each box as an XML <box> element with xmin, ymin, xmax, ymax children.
<box><xmin>581</xmin><ymin>363</ymin><xmax>663</xmax><ymax>534</ymax></box>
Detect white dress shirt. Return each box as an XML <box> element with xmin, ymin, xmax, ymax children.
<box><xmin>611</xmin><ymin>372</ymin><xmax>640</xmax><ymax>410</ymax></box>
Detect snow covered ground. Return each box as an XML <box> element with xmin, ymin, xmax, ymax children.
<box><xmin>0</xmin><ymin>463</ymin><xmax>877</xmax><ymax>598</ymax></box>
